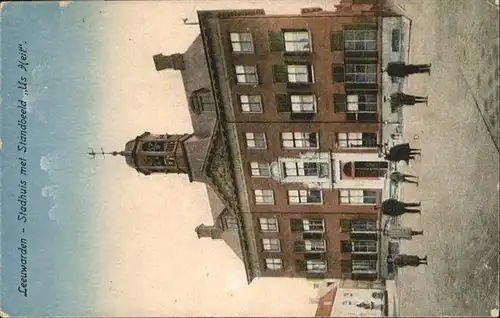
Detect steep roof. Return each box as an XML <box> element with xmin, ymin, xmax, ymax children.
<box><xmin>177</xmin><ymin>32</ymin><xmax>246</xmax><ymax>263</ymax></box>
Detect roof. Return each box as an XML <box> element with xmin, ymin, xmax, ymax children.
<box><xmin>177</xmin><ymin>31</ymin><xmax>247</xmax><ymax>264</ymax></box>
<box><xmin>315</xmin><ymin>286</ymin><xmax>338</xmax><ymax>317</ymax></box>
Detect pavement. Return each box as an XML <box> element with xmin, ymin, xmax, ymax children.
<box><xmin>387</xmin><ymin>0</ymin><xmax>500</xmax><ymax>316</ymax></box>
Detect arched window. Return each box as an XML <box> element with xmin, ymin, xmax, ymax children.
<box><xmin>142</xmin><ymin>141</ymin><xmax>165</xmax><ymax>152</ymax></box>
<box><xmin>342</xmin><ymin>161</ymin><xmax>388</xmax><ymax>178</ymax></box>
<box><xmin>189</xmin><ymin>88</ymin><xmax>215</xmax><ymax>114</ymax></box>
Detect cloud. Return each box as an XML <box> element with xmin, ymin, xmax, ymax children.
<box><xmin>42</xmin><ymin>185</ymin><xmax>59</xmax><ymax>222</ymax></box>
<box><xmin>0</xmin><ymin>138</ymin><xmax>2</xmax><ymax>151</ymax></box>
<box><xmin>40</xmin><ymin>153</ymin><xmax>59</xmax><ymax>177</ymax></box>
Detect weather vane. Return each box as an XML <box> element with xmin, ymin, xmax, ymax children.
<box><xmin>88</xmin><ymin>147</ymin><xmax>124</xmax><ymax>159</ymax></box>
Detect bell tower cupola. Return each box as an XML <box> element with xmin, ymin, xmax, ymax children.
<box><xmin>91</xmin><ymin>132</ymin><xmax>193</xmax><ymax>176</ymax></box>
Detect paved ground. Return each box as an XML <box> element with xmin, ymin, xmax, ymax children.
<box><xmin>390</xmin><ymin>0</ymin><xmax>500</xmax><ymax>316</ymax></box>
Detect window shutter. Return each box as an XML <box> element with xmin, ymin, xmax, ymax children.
<box><xmin>294</xmin><ymin>240</ymin><xmax>306</xmax><ymax>252</ymax></box>
<box><xmin>341</xmin><ymin>241</ymin><xmax>352</xmax><ymax>253</ymax></box>
<box><xmin>273</xmin><ymin>65</ymin><xmax>288</xmax><ymax>83</ymax></box>
<box><xmin>304</xmin><ymin>253</ymin><xmax>323</xmax><ymax>260</ymax></box>
<box><xmin>333</xmin><ymin>94</ymin><xmax>347</xmax><ymax>112</ymax></box>
<box><xmin>332</xmin><ymin>64</ymin><xmax>345</xmax><ymax>83</ymax></box>
<box><xmin>303</xmin><ymin>232</ymin><xmax>323</xmax><ymax>240</ymax></box>
<box><xmin>290</xmin><ymin>219</ymin><xmax>304</xmax><ymax>232</ymax></box>
<box><xmin>357</xmin><ymin>112</ymin><xmax>378</xmax><ymax>122</ymax></box>
<box><xmin>269</xmin><ymin>31</ymin><xmax>284</xmax><ymax>52</ymax></box>
<box><xmin>340</xmin><ymin>220</ymin><xmax>351</xmax><ymax>232</ymax></box>
<box><xmin>343</xmin><ymin>24</ymin><xmax>378</xmax><ymax>30</ymax></box>
<box><xmin>346</xmin><ymin>113</ymin><xmax>358</xmax><ymax>121</ymax></box>
<box><xmin>290</xmin><ymin>112</ymin><xmax>315</xmax><ymax>120</ymax></box>
<box><xmin>276</xmin><ymin>94</ymin><xmax>291</xmax><ymax>112</ymax></box>
<box><xmin>295</xmin><ymin>259</ymin><xmax>307</xmax><ymax>271</ymax></box>
<box><xmin>341</xmin><ymin>260</ymin><xmax>352</xmax><ymax>273</ymax></box>
<box><xmin>331</xmin><ymin>31</ymin><xmax>344</xmax><ymax>51</ymax></box>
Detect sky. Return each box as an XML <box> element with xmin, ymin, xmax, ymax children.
<box><xmin>1</xmin><ymin>0</ymin><xmax>336</xmax><ymax>316</ymax></box>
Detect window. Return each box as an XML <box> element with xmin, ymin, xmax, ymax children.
<box><xmin>164</xmin><ymin>141</ymin><xmax>176</xmax><ymax>152</ymax></box>
<box><xmin>291</xmin><ymin>218</ymin><xmax>325</xmax><ymax>232</ymax></box>
<box><xmin>259</xmin><ymin>218</ymin><xmax>279</xmax><ymax>232</ymax></box>
<box><xmin>265</xmin><ymin>258</ymin><xmax>283</xmax><ymax>270</ymax></box>
<box><xmin>331</xmin><ymin>31</ymin><xmax>344</xmax><ymax>51</ymax></box>
<box><xmin>295</xmin><ymin>240</ymin><xmax>326</xmax><ymax>252</ymax></box>
<box><xmin>352</xmin><ymin>260</ymin><xmax>377</xmax><ymax>272</ymax></box>
<box><xmin>341</xmin><ymin>94</ymin><xmax>377</xmax><ymax>121</ymax></box>
<box><xmin>337</xmin><ymin>132</ymin><xmax>377</xmax><ymax>148</ymax></box>
<box><xmin>239</xmin><ymin>95</ymin><xmax>262</xmax><ymax>113</ymax></box>
<box><xmin>189</xmin><ymin>88</ymin><xmax>215</xmax><ymax>113</ymax></box>
<box><xmin>341</xmin><ymin>240</ymin><xmax>377</xmax><ymax>253</ymax></box>
<box><xmin>235</xmin><ymin>65</ymin><xmax>258</xmax><ymax>84</ymax></box>
<box><xmin>339</xmin><ymin>190</ymin><xmax>377</xmax><ymax>204</ymax></box>
<box><xmin>224</xmin><ymin>216</ymin><xmax>239</xmax><ymax>230</ymax></box>
<box><xmin>287</xmin><ymin>65</ymin><xmax>313</xmax><ymax>83</ymax></box>
<box><xmin>245</xmin><ymin>132</ymin><xmax>267</xmax><ymax>149</ymax></box>
<box><xmin>282</xmin><ymin>161</ymin><xmax>329</xmax><ymax>178</ymax></box>
<box><xmin>284</xmin><ymin>30</ymin><xmax>312</xmax><ymax>52</ymax></box>
<box><xmin>288</xmin><ymin>189</ymin><xmax>322</xmax><ymax>204</ymax></box>
<box><xmin>250</xmin><ymin>162</ymin><xmax>270</xmax><ymax>177</ymax></box>
<box><xmin>143</xmin><ymin>155</ymin><xmax>167</xmax><ymax>167</ymax></box>
<box><xmin>268</xmin><ymin>29</ymin><xmax>311</xmax><ymax>52</ymax></box>
<box><xmin>291</xmin><ymin>95</ymin><xmax>316</xmax><ymax>113</ymax></box>
<box><xmin>303</xmin><ymin>219</ymin><xmax>325</xmax><ymax>232</ymax></box>
<box><xmin>281</xmin><ymin>132</ymin><xmax>318</xmax><ymax>149</ymax></box>
<box><xmin>142</xmin><ymin>141</ymin><xmax>165</xmax><ymax>152</ymax></box>
<box><xmin>340</xmin><ymin>219</ymin><xmax>377</xmax><ymax>233</ymax></box>
<box><xmin>343</xmin><ymin>161</ymin><xmax>388</xmax><ymax>178</ymax></box>
<box><xmin>344</xmin><ymin>30</ymin><xmax>377</xmax><ymax>51</ymax></box>
<box><xmin>307</xmin><ymin>260</ymin><xmax>327</xmax><ymax>273</ymax></box>
<box><xmin>230</xmin><ymin>32</ymin><xmax>253</xmax><ymax>53</ymax></box>
<box><xmin>262</xmin><ymin>238</ymin><xmax>281</xmax><ymax>252</ymax></box>
<box><xmin>254</xmin><ymin>189</ymin><xmax>274</xmax><ymax>205</ymax></box>
<box><xmin>345</xmin><ymin>64</ymin><xmax>377</xmax><ymax>83</ymax></box>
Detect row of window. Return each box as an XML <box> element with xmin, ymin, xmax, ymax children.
<box><xmin>245</xmin><ymin>131</ymin><xmax>378</xmax><ymax>150</ymax></box>
<box><xmin>229</xmin><ymin>29</ymin><xmax>377</xmax><ymax>54</ymax></box>
<box><xmin>261</xmin><ymin>238</ymin><xmax>377</xmax><ymax>253</ymax></box>
<box><xmin>234</xmin><ymin>63</ymin><xmax>377</xmax><ymax>85</ymax></box>
<box><xmin>236</xmin><ymin>93</ymin><xmax>377</xmax><ymax>116</ymax></box>
<box><xmin>264</xmin><ymin>258</ymin><xmax>377</xmax><ymax>273</ymax></box>
<box><xmin>258</xmin><ymin>218</ymin><xmax>376</xmax><ymax>233</ymax></box>
<box><xmin>254</xmin><ymin>189</ymin><xmax>377</xmax><ymax>205</ymax></box>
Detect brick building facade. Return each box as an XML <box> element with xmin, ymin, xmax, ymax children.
<box><xmin>114</xmin><ymin>0</ymin><xmax>411</xmax><ymax>283</ymax></box>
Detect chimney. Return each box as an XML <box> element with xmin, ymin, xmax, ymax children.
<box><xmin>195</xmin><ymin>223</ymin><xmax>222</xmax><ymax>239</ymax></box>
<box><xmin>153</xmin><ymin>53</ymin><xmax>185</xmax><ymax>71</ymax></box>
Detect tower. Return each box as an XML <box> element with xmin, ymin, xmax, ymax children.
<box><xmin>89</xmin><ymin>132</ymin><xmax>193</xmax><ymax>176</ymax></box>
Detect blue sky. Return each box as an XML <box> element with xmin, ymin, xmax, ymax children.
<box><xmin>1</xmin><ymin>2</ymin><xmax>110</xmax><ymax>315</ymax></box>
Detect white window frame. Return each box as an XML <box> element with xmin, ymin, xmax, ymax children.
<box><xmin>235</xmin><ymin>65</ymin><xmax>259</xmax><ymax>84</ymax></box>
<box><xmin>337</xmin><ymin>132</ymin><xmax>378</xmax><ymax>148</ymax></box>
<box><xmin>283</xmin><ymin>30</ymin><xmax>312</xmax><ymax>52</ymax></box>
<box><xmin>283</xmin><ymin>161</ymin><xmax>321</xmax><ymax>177</ymax></box>
<box><xmin>291</xmin><ymin>95</ymin><xmax>316</xmax><ymax>113</ymax></box>
<box><xmin>350</xmin><ymin>220</ymin><xmax>377</xmax><ymax>233</ymax></box>
<box><xmin>346</xmin><ymin>94</ymin><xmax>377</xmax><ymax>118</ymax></box>
<box><xmin>250</xmin><ymin>162</ymin><xmax>271</xmax><ymax>177</ymax></box>
<box><xmin>281</xmin><ymin>132</ymin><xmax>319</xmax><ymax>149</ymax></box>
<box><xmin>286</xmin><ymin>64</ymin><xmax>314</xmax><ymax>83</ymax></box>
<box><xmin>262</xmin><ymin>238</ymin><xmax>281</xmax><ymax>252</ymax></box>
<box><xmin>348</xmin><ymin>240</ymin><xmax>377</xmax><ymax>253</ymax></box>
<box><xmin>344</xmin><ymin>30</ymin><xmax>377</xmax><ymax>51</ymax></box>
<box><xmin>304</xmin><ymin>239</ymin><xmax>326</xmax><ymax>252</ymax></box>
<box><xmin>306</xmin><ymin>260</ymin><xmax>327</xmax><ymax>273</ymax></box>
<box><xmin>239</xmin><ymin>95</ymin><xmax>262</xmax><ymax>113</ymax></box>
<box><xmin>230</xmin><ymin>32</ymin><xmax>254</xmax><ymax>53</ymax></box>
<box><xmin>265</xmin><ymin>258</ymin><xmax>283</xmax><ymax>270</ymax></box>
<box><xmin>259</xmin><ymin>218</ymin><xmax>279</xmax><ymax>232</ymax></box>
<box><xmin>352</xmin><ymin>260</ymin><xmax>377</xmax><ymax>273</ymax></box>
<box><xmin>339</xmin><ymin>190</ymin><xmax>377</xmax><ymax>205</ymax></box>
<box><xmin>303</xmin><ymin>219</ymin><xmax>325</xmax><ymax>232</ymax></box>
<box><xmin>287</xmin><ymin>189</ymin><xmax>323</xmax><ymax>205</ymax></box>
<box><xmin>345</xmin><ymin>64</ymin><xmax>377</xmax><ymax>84</ymax></box>
<box><xmin>245</xmin><ymin>132</ymin><xmax>267</xmax><ymax>149</ymax></box>
<box><xmin>254</xmin><ymin>189</ymin><xmax>274</xmax><ymax>205</ymax></box>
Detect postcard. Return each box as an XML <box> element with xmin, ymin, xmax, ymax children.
<box><xmin>0</xmin><ymin>0</ymin><xmax>499</xmax><ymax>317</ymax></box>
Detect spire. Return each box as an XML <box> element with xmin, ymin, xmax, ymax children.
<box><xmin>87</xmin><ymin>147</ymin><xmax>132</xmax><ymax>159</ymax></box>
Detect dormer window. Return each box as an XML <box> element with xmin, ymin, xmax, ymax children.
<box><xmin>142</xmin><ymin>141</ymin><xmax>165</xmax><ymax>152</ymax></box>
<box><xmin>189</xmin><ymin>88</ymin><xmax>215</xmax><ymax>114</ymax></box>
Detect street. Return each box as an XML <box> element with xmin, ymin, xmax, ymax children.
<box><xmin>390</xmin><ymin>0</ymin><xmax>499</xmax><ymax>316</ymax></box>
